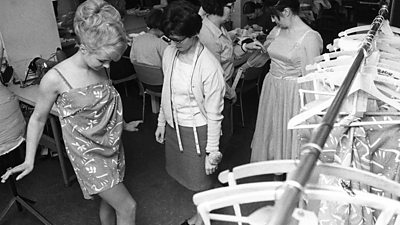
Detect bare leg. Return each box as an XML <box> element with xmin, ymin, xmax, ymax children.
<box><xmin>99</xmin><ymin>199</ymin><xmax>116</xmax><ymax>225</ymax></box>
<box><xmin>98</xmin><ymin>183</ymin><xmax>136</xmax><ymax>225</ymax></box>
<box><xmin>187</xmin><ymin>213</ymin><xmax>203</xmax><ymax>225</ymax></box>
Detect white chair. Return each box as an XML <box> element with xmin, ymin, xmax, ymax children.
<box><xmin>131</xmin><ymin>61</ymin><xmax>163</xmax><ymax>122</ymax></box>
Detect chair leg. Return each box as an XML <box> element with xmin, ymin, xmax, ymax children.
<box><xmin>0</xmin><ymin>198</ymin><xmax>16</xmax><ymax>221</ymax></box>
<box><xmin>240</xmin><ymin>93</ymin><xmax>244</xmax><ymax>127</ymax></box>
<box><xmin>15</xmin><ymin>196</ymin><xmax>52</xmax><ymax>225</ymax></box>
<box><xmin>142</xmin><ymin>93</ymin><xmax>146</xmax><ymax>123</ymax></box>
<box><xmin>0</xmin><ymin>177</ymin><xmax>52</xmax><ymax>225</ymax></box>
<box><xmin>124</xmin><ymin>83</ymin><xmax>129</xmax><ymax>97</ymax></box>
<box><xmin>8</xmin><ymin>175</ymin><xmax>25</xmax><ymax>211</ymax></box>
<box><xmin>230</xmin><ymin>101</ymin><xmax>234</xmax><ymax>135</ymax></box>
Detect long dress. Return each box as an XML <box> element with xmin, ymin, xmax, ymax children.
<box><xmin>54</xmin><ymin>69</ymin><xmax>125</xmax><ymax>199</ymax></box>
<box><xmin>251</xmin><ymin>28</ymin><xmax>322</xmax><ymax>162</ymax></box>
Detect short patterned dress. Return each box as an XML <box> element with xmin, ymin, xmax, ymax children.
<box><xmin>54</xmin><ymin>68</ymin><xmax>125</xmax><ymax>199</ymax></box>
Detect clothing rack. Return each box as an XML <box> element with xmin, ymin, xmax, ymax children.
<box><xmin>267</xmin><ymin>4</ymin><xmax>390</xmax><ymax>225</ymax></box>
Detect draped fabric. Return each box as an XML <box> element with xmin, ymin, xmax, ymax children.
<box><xmin>300</xmin><ymin>112</ymin><xmax>400</xmax><ymax>225</ymax></box>
<box><xmin>55</xmin><ymin>80</ymin><xmax>125</xmax><ymax>199</ymax></box>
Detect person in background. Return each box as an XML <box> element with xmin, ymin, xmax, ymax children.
<box><xmin>243</xmin><ymin>1</ymin><xmax>275</xmax><ymax>35</ymax></box>
<box><xmin>0</xmin><ymin>36</ymin><xmax>27</xmax><ymax>221</ymax></box>
<box><xmin>130</xmin><ymin>8</ymin><xmax>168</xmax><ymax>67</ymax></box>
<box><xmin>0</xmin><ymin>32</ymin><xmax>26</xmax><ymax>160</ymax></box>
<box><xmin>106</xmin><ymin>0</ymin><xmax>127</xmax><ymax>18</ymax></box>
<box><xmin>1</xmin><ymin>0</ymin><xmax>137</xmax><ymax>224</ymax></box>
<box><xmin>153</xmin><ymin>0</ymin><xmax>169</xmax><ymax>9</ymax></box>
<box><xmin>153</xmin><ymin>0</ymin><xmax>200</xmax><ymax>10</ymax></box>
<box><xmin>251</xmin><ymin>0</ymin><xmax>322</xmax><ymax>163</ymax></box>
<box><xmin>198</xmin><ymin>0</ymin><xmax>263</xmax><ymax>153</ymax></box>
<box><xmin>154</xmin><ymin>1</ymin><xmax>225</xmax><ymax>224</ymax></box>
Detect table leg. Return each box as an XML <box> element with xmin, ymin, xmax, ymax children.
<box><xmin>48</xmin><ymin>116</ymin><xmax>71</xmax><ymax>187</ymax></box>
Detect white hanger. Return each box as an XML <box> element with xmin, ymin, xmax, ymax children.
<box><xmin>306</xmin><ymin>56</ymin><xmax>355</xmax><ymax>71</ymax></box>
<box><xmin>193</xmin><ymin>182</ymin><xmax>400</xmax><ymax>225</ymax></box>
<box><xmin>289</xmin><ymin>51</ymin><xmax>400</xmax><ymax>129</ymax></box>
<box><xmin>312</xmin><ymin>50</ymin><xmax>357</xmax><ymax>64</ymax></box>
<box><xmin>219</xmin><ymin>160</ymin><xmax>400</xmax><ymax>196</ymax></box>
<box><xmin>338</xmin><ymin>21</ymin><xmax>400</xmax><ymax>37</ymax></box>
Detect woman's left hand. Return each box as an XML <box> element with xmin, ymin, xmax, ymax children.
<box><xmin>245</xmin><ymin>41</ymin><xmax>264</xmax><ymax>51</ymax></box>
<box><xmin>205</xmin><ymin>156</ymin><xmax>218</xmax><ymax>175</ymax></box>
<box><xmin>124</xmin><ymin>120</ymin><xmax>143</xmax><ymax>132</ymax></box>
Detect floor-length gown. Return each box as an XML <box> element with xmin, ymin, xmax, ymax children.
<box><xmin>251</xmin><ymin>28</ymin><xmax>322</xmax><ymax>162</ymax></box>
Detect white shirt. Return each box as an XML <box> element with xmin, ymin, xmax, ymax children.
<box><xmin>171</xmin><ymin>58</ymin><xmax>207</xmax><ymax>127</ymax></box>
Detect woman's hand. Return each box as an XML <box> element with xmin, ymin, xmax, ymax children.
<box><xmin>251</xmin><ymin>24</ymin><xmax>263</xmax><ymax>31</ymax></box>
<box><xmin>1</xmin><ymin>162</ymin><xmax>34</xmax><ymax>183</ymax></box>
<box><xmin>124</xmin><ymin>120</ymin><xmax>143</xmax><ymax>132</ymax></box>
<box><xmin>205</xmin><ymin>156</ymin><xmax>218</xmax><ymax>175</ymax></box>
<box><xmin>243</xmin><ymin>40</ymin><xmax>264</xmax><ymax>52</ymax></box>
<box><xmin>204</xmin><ymin>151</ymin><xmax>222</xmax><ymax>175</ymax></box>
<box><xmin>155</xmin><ymin>126</ymin><xmax>165</xmax><ymax>144</ymax></box>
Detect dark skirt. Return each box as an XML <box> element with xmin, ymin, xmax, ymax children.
<box><xmin>165</xmin><ymin>124</ymin><xmax>216</xmax><ymax>191</ymax></box>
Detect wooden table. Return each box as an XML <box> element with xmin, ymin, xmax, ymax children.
<box><xmin>7</xmin><ymin>84</ymin><xmax>75</xmax><ymax>187</ymax></box>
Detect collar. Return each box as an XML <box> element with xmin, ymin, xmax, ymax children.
<box><xmin>203</xmin><ymin>16</ymin><xmax>224</xmax><ymax>38</ymax></box>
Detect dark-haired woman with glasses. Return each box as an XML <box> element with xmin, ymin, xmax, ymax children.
<box><xmin>154</xmin><ymin>1</ymin><xmax>225</xmax><ymax>224</ymax></box>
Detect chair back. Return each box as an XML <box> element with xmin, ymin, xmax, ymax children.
<box><xmin>110</xmin><ymin>56</ymin><xmax>135</xmax><ymax>80</ymax></box>
<box><xmin>132</xmin><ymin>61</ymin><xmax>163</xmax><ymax>86</ymax></box>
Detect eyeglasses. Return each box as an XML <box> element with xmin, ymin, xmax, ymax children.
<box><xmin>161</xmin><ymin>35</ymin><xmax>187</xmax><ymax>44</ymax></box>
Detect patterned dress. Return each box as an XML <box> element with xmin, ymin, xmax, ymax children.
<box><xmin>300</xmin><ymin>111</ymin><xmax>400</xmax><ymax>225</ymax></box>
<box><xmin>55</xmin><ymin>69</ymin><xmax>125</xmax><ymax>199</ymax></box>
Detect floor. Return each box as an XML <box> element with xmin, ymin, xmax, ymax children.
<box><xmin>0</xmin><ymin>80</ymin><xmax>263</xmax><ymax>225</ymax></box>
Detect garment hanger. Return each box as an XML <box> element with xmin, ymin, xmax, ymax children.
<box><xmin>290</xmin><ymin>51</ymin><xmax>400</xmax><ymax>129</ymax></box>
<box><xmin>329</xmin><ymin>24</ymin><xmax>400</xmax><ymax>53</ymax></box>
<box><xmin>219</xmin><ymin>160</ymin><xmax>400</xmax><ymax>197</ymax></box>
<box><xmin>306</xmin><ymin>56</ymin><xmax>355</xmax><ymax>71</ymax></box>
<box><xmin>338</xmin><ymin>21</ymin><xmax>400</xmax><ymax>37</ymax></box>
<box><xmin>312</xmin><ymin>50</ymin><xmax>357</xmax><ymax>64</ymax></box>
<box><xmin>300</xmin><ymin>65</ymin><xmax>351</xmax><ymax>85</ymax></box>
<box><xmin>213</xmin><ymin>160</ymin><xmax>400</xmax><ymax>225</ymax></box>
<box><xmin>307</xmin><ymin>53</ymin><xmax>400</xmax><ymax>73</ymax></box>
<box><xmin>193</xmin><ymin>181</ymin><xmax>400</xmax><ymax>225</ymax></box>
<box><xmin>379</xmin><ymin>51</ymin><xmax>400</xmax><ymax>62</ymax></box>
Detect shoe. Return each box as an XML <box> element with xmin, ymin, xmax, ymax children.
<box><xmin>180</xmin><ymin>220</ymin><xmax>189</xmax><ymax>225</ymax></box>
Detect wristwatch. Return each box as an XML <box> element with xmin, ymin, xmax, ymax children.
<box><xmin>206</xmin><ymin>151</ymin><xmax>223</xmax><ymax>165</ymax></box>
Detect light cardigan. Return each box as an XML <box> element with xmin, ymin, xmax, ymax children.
<box><xmin>157</xmin><ymin>43</ymin><xmax>226</xmax><ymax>152</ymax></box>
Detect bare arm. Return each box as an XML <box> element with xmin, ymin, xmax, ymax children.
<box><xmin>1</xmin><ymin>69</ymin><xmax>60</xmax><ymax>182</ymax></box>
<box><xmin>301</xmin><ymin>31</ymin><xmax>323</xmax><ymax>76</ymax></box>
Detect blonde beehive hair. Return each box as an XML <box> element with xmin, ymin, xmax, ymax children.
<box><xmin>74</xmin><ymin>0</ymin><xmax>127</xmax><ymax>58</ymax></box>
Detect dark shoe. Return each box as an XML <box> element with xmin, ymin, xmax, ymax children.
<box><xmin>180</xmin><ymin>220</ymin><xmax>189</xmax><ymax>225</ymax></box>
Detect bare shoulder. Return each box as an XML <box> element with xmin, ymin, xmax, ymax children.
<box><xmin>39</xmin><ymin>67</ymin><xmax>63</xmax><ymax>95</ymax></box>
